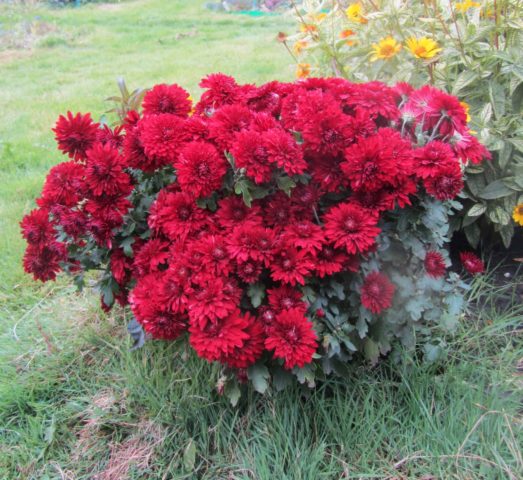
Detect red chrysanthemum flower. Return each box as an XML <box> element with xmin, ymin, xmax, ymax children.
<box><xmin>23</xmin><ymin>241</ymin><xmax>66</xmax><ymax>282</ymax></box>
<box><xmin>133</xmin><ymin>239</ymin><xmax>170</xmax><ymax>276</ymax></box>
<box><xmin>208</xmin><ymin>104</ymin><xmax>252</xmax><ymax>150</ymax></box>
<box><xmin>130</xmin><ymin>275</ymin><xmax>187</xmax><ymax>340</ymax></box>
<box><xmin>414</xmin><ymin>141</ymin><xmax>457</xmax><ymax>179</ymax></box>
<box><xmin>227</xmin><ymin>224</ymin><xmax>276</xmax><ymax>266</ymax></box>
<box><xmin>424</xmin><ymin>251</ymin><xmax>447</xmax><ymax>278</ymax></box>
<box><xmin>182</xmin><ymin>116</ymin><xmax>209</xmax><ymax>142</ymax></box>
<box><xmin>360</xmin><ymin>272</ymin><xmax>395</xmax><ymax>314</ymax></box>
<box><xmin>216</xmin><ymin>196</ymin><xmax>262</xmax><ymax>229</ymax></box>
<box><xmin>222</xmin><ymin>313</ymin><xmax>265</xmax><ymax>369</ymax></box>
<box><xmin>270</xmin><ymin>243</ymin><xmax>313</xmax><ymax>286</ymax></box>
<box><xmin>267</xmin><ymin>285</ymin><xmax>307</xmax><ymax>313</ymax></box>
<box><xmin>231</xmin><ymin>129</ymin><xmax>272</xmax><ymax>184</ymax></box>
<box><xmin>174</xmin><ymin>141</ymin><xmax>227</xmax><ymax>198</ymax></box>
<box><xmin>262</xmin><ymin>192</ymin><xmax>297</xmax><ymax>228</ymax></box>
<box><xmin>139</xmin><ymin>113</ymin><xmax>186</xmax><ymax>164</ymax></box>
<box><xmin>53</xmin><ymin>111</ymin><xmax>99</xmax><ymax>161</ymax></box>
<box><xmin>423</xmin><ymin>163</ymin><xmax>463</xmax><ymax>200</ymax></box>
<box><xmin>264</xmin><ymin>128</ymin><xmax>306</xmax><ymax>176</ymax></box>
<box><xmin>148</xmin><ymin>190</ymin><xmax>208</xmax><ymax>240</ymax></box>
<box><xmin>189</xmin><ymin>309</ymin><xmax>250</xmax><ymax>362</ymax></box>
<box><xmin>313</xmin><ymin>244</ymin><xmax>350</xmax><ymax>278</ymax></box>
<box><xmin>156</xmin><ymin>268</ymin><xmax>193</xmax><ymax>314</ymax></box>
<box><xmin>192</xmin><ymin>234</ymin><xmax>232</xmax><ymax>276</ymax></box>
<box><xmin>50</xmin><ymin>205</ymin><xmax>88</xmax><ymax>239</ymax></box>
<box><xmin>459</xmin><ymin>252</ymin><xmax>485</xmax><ymax>275</ymax></box>
<box><xmin>452</xmin><ymin>131</ymin><xmax>492</xmax><ymax>165</ymax></box>
<box><xmin>245</xmin><ymin>80</ymin><xmax>283</xmax><ymax>115</ymax></box>
<box><xmin>187</xmin><ymin>275</ymin><xmax>241</xmax><ymax>328</ymax></box>
<box><xmin>265</xmin><ymin>308</ymin><xmax>318</xmax><ymax>369</ymax></box>
<box><xmin>96</xmin><ymin>125</ymin><xmax>124</xmax><ymax>149</ymax></box>
<box><xmin>20</xmin><ymin>208</ymin><xmax>54</xmax><ymax>247</ymax></box>
<box><xmin>281</xmin><ymin>221</ymin><xmax>323</xmax><ymax>253</ymax></box>
<box><xmin>345</xmin><ymin>81</ymin><xmax>400</xmax><ymax>123</ymax></box>
<box><xmin>85</xmin><ymin>143</ymin><xmax>132</xmax><ymax>197</ymax></box>
<box><xmin>110</xmin><ymin>247</ymin><xmax>133</xmax><ymax>285</ymax></box>
<box><xmin>142</xmin><ymin>83</ymin><xmax>192</xmax><ymax>117</ymax></box>
<box><xmin>308</xmin><ymin>153</ymin><xmax>348</xmax><ymax>194</ymax></box>
<box><xmin>351</xmin><ymin>188</ymin><xmax>395</xmax><ymax>213</ymax></box>
<box><xmin>235</xmin><ymin>258</ymin><xmax>263</xmax><ymax>284</ymax></box>
<box><xmin>122</xmin><ymin>124</ymin><xmax>163</xmax><ymax>172</ymax></box>
<box><xmin>37</xmin><ymin>161</ymin><xmax>86</xmax><ymax>208</ymax></box>
<box><xmin>324</xmin><ymin>203</ymin><xmax>381</xmax><ymax>255</ymax></box>
<box><xmin>343</xmin><ymin>135</ymin><xmax>398</xmax><ymax>192</ymax></box>
<box><xmin>195</xmin><ymin>73</ymin><xmax>244</xmax><ymax>114</ymax></box>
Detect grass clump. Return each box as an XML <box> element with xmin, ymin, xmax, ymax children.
<box><xmin>1</xmin><ymin>274</ymin><xmax>521</xmax><ymax>479</ymax></box>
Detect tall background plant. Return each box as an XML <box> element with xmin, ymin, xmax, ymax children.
<box><xmin>286</xmin><ymin>0</ymin><xmax>523</xmax><ymax>248</ymax></box>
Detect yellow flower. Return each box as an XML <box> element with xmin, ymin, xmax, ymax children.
<box><xmin>296</xmin><ymin>63</ymin><xmax>311</xmax><ymax>79</ymax></box>
<box><xmin>310</xmin><ymin>12</ymin><xmax>327</xmax><ymax>23</ymax></box>
<box><xmin>370</xmin><ymin>36</ymin><xmax>401</xmax><ymax>61</ymax></box>
<box><xmin>460</xmin><ymin>101</ymin><xmax>471</xmax><ymax>123</ymax></box>
<box><xmin>406</xmin><ymin>37</ymin><xmax>441</xmax><ymax>59</ymax></box>
<box><xmin>455</xmin><ymin>0</ymin><xmax>481</xmax><ymax>13</ymax></box>
<box><xmin>513</xmin><ymin>204</ymin><xmax>523</xmax><ymax>226</ymax></box>
<box><xmin>340</xmin><ymin>29</ymin><xmax>356</xmax><ymax>46</ymax></box>
<box><xmin>346</xmin><ymin>3</ymin><xmax>367</xmax><ymax>24</ymax></box>
<box><xmin>293</xmin><ymin>40</ymin><xmax>308</xmax><ymax>56</ymax></box>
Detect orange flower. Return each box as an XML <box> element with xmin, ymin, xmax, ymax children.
<box><xmin>296</xmin><ymin>63</ymin><xmax>311</xmax><ymax>79</ymax></box>
<box><xmin>293</xmin><ymin>40</ymin><xmax>308</xmax><ymax>56</ymax></box>
<box><xmin>340</xmin><ymin>29</ymin><xmax>356</xmax><ymax>46</ymax></box>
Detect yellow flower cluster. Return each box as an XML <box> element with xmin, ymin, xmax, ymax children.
<box><xmin>370</xmin><ymin>36</ymin><xmax>442</xmax><ymax>61</ymax></box>
<box><xmin>455</xmin><ymin>0</ymin><xmax>481</xmax><ymax>13</ymax></box>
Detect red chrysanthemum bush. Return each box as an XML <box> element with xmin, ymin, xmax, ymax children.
<box><xmin>21</xmin><ymin>75</ymin><xmax>489</xmax><ymax>401</ymax></box>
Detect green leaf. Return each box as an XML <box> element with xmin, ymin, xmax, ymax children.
<box><xmin>276</xmin><ymin>175</ymin><xmax>296</xmax><ymax>196</ymax></box>
<box><xmin>499</xmin><ymin>224</ymin><xmax>515</xmax><ymax>248</ymax></box>
<box><xmin>293</xmin><ymin>363</ymin><xmax>315</xmax><ymax>387</ymax></box>
<box><xmin>272</xmin><ymin>368</ymin><xmax>293</xmax><ymax>392</ymax></box>
<box><xmin>363</xmin><ymin>338</ymin><xmax>380</xmax><ymax>365</ymax></box>
<box><xmin>224</xmin><ymin>380</ymin><xmax>241</xmax><ymax>407</ymax></box>
<box><xmin>424</xmin><ymin>344</ymin><xmax>443</xmax><ymax>363</ymax></box>
<box><xmin>247</xmin><ymin>363</ymin><xmax>270</xmax><ymax>394</ymax></box>
<box><xmin>487</xmin><ymin>206</ymin><xmax>511</xmax><ymax>226</ymax></box>
<box><xmin>509</xmin><ymin>139</ymin><xmax>523</xmax><ymax>154</ymax></box>
<box><xmin>478</xmin><ymin>103</ymin><xmax>493</xmax><ymax>125</ymax></box>
<box><xmin>183</xmin><ymin>439</ymin><xmax>197</xmax><ymax>472</ymax></box>
<box><xmin>451</xmin><ymin>70</ymin><xmax>478</xmax><ymax>95</ymax></box>
<box><xmin>466</xmin><ymin>203</ymin><xmax>487</xmax><ymax>218</ymax></box>
<box><xmin>478</xmin><ymin>180</ymin><xmax>514</xmax><ymax>199</ymax></box>
<box><xmin>234</xmin><ymin>178</ymin><xmax>253</xmax><ymax>207</ymax></box>
<box><xmin>464</xmin><ymin>222</ymin><xmax>480</xmax><ymax>248</ymax></box>
<box><xmin>488</xmin><ymin>81</ymin><xmax>506</xmax><ymax>119</ymax></box>
<box><xmin>247</xmin><ymin>283</ymin><xmax>265</xmax><ymax>308</ymax></box>
<box><xmin>498</xmin><ymin>142</ymin><xmax>514</xmax><ymax>170</ymax></box>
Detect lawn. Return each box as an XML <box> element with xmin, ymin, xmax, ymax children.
<box><xmin>0</xmin><ymin>1</ymin><xmax>522</xmax><ymax>479</ymax></box>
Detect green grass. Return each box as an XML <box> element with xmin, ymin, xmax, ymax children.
<box><xmin>0</xmin><ymin>1</ymin><xmax>522</xmax><ymax>479</ymax></box>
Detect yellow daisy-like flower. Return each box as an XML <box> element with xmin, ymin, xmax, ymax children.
<box><xmin>370</xmin><ymin>36</ymin><xmax>401</xmax><ymax>62</ymax></box>
<box><xmin>340</xmin><ymin>29</ymin><xmax>356</xmax><ymax>46</ymax></box>
<box><xmin>460</xmin><ymin>101</ymin><xmax>471</xmax><ymax>123</ymax></box>
<box><xmin>293</xmin><ymin>40</ymin><xmax>308</xmax><ymax>56</ymax></box>
<box><xmin>346</xmin><ymin>3</ymin><xmax>367</xmax><ymax>24</ymax></box>
<box><xmin>296</xmin><ymin>63</ymin><xmax>311</xmax><ymax>79</ymax></box>
<box><xmin>406</xmin><ymin>37</ymin><xmax>442</xmax><ymax>59</ymax></box>
<box><xmin>455</xmin><ymin>0</ymin><xmax>481</xmax><ymax>13</ymax></box>
<box><xmin>513</xmin><ymin>204</ymin><xmax>523</xmax><ymax>226</ymax></box>
<box><xmin>300</xmin><ymin>23</ymin><xmax>318</xmax><ymax>34</ymax></box>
